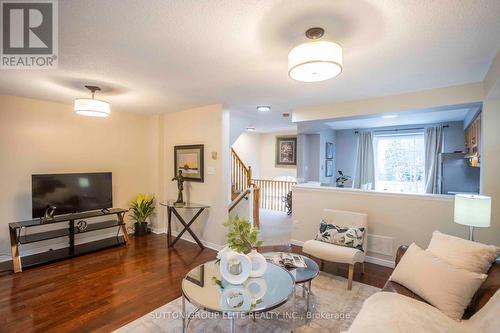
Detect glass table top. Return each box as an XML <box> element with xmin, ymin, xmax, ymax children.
<box><xmin>262</xmin><ymin>252</ymin><xmax>320</xmax><ymax>284</ymax></box>
<box><xmin>182</xmin><ymin>260</ymin><xmax>295</xmax><ymax>314</ymax></box>
<box><xmin>160</xmin><ymin>201</ymin><xmax>210</xmax><ymax>209</ymax></box>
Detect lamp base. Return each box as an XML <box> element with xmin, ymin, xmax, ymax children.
<box><xmin>468</xmin><ymin>226</ymin><xmax>475</xmax><ymax>241</ymax></box>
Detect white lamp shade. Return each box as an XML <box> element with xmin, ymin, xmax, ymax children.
<box><xmin>74</xmin><ymin>98</ymin><xmax>110</xmax><ymax>117</ymax></box>
<box><xmin>288</xmin><ymin>41</ymin><xmax>343</xmax><ymax>82</ymax></box>
<box><xmin>454</xmin><ymin>194</ymin><xmax>491</xmax><ymax>228</ymax></box>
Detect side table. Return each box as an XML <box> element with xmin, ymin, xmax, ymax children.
<box><xmin>160</xmin><ymin>201</ymin><xmax>209</xmax><ymax>249</ymax></box>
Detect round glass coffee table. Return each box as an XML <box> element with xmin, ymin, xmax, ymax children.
<box><xmin>181</xmin><ymin>260</ymin><xmax>295</xmax><ymax>332</ymax></box>
<box><xmin>263</xmin><ymin>252</ymin><xmax>320</xmax><ymax>312</ymax></box>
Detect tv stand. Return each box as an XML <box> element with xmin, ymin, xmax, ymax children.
<box><xmin>8</xmin><ymin>208</ymin><xmax>129</xmax><ymax>273</ymax></box>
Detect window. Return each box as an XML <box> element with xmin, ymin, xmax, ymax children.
<box><xmin>374</xmin><ymin>132</ymin><xmax>425</xmax><ymax>193</ymax></box>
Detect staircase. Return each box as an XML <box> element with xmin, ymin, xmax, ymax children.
<box><xmin>230</xmin><ymin>149</ymin><xmax>260</xmax><ymax>227</ymax></box>
<box><xmin>231</xmin><ymin>148</ymin><xmax>252</xmax><ymax>199</ymax></box>
<box><xmin>230</xmin><ymin>148</ymin><xmax>297</xmax><ymax>226</ymax></box>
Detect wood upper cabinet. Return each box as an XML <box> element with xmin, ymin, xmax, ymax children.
<box><xmin>465</xmin><ymin>113</ymin><xmax>481</xmax><ymax>167</ymax></box>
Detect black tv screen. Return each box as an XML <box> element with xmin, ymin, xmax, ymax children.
<box><xmin>32</xmin><ymin>172</ymin><xmax>113</xmax><ymax>218</ymax></box>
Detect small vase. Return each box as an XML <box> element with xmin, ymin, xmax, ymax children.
<box><xmin>247</xmin><ymin>249</ymin><xmax>268</xmax><ymax>277</ymax></box>
<box><xmin>220</xmin><ymin>250</ymin><xmax>251</xmax><ymax>285</ymax></box>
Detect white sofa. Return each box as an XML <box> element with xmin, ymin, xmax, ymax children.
<box><xmin>345</xmin><ymin>290</ymin><xmax>500</xmax><ymax>333</ymax></box>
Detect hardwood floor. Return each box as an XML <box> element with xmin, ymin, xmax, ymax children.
<box><xmin>0</xmin><ymin>234</ymin><xmax>392</xmax><ymax>333</ymax></box>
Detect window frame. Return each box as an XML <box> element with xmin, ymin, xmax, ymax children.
<box><xmin>373</xmin><ymin>130</ymin><xmax>425</xmax><ymax>193</ymax></box>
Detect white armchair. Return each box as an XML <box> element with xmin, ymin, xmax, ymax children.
<box><xmin>303</xmin><ymin>209</ymin><xmax>368</xmax><ymax>290</ymax></box>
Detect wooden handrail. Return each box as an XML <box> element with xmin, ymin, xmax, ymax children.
<box><xmin>228</xmin><ymin>188</ymin><xmax>251</xmax><ymax>212</ymax></box>
<box><xmin>231</xmin><ymin>148</ymin><xmax>249</xmax><ymax>172</ymax></box>
<box><xmin>253</xmin><ymin>187</ymin><xmax>260</xmax><ymax>228</ymax></box>
<box><xmin>251</xmin><ymin>178</ymin><xmax>296</xmax><ymax>183</ymax></box>
<box><xmin>231</xmin><ymin>148</ymin><xmax>253</xmax><ymax>194</ymax></box>
<box><xmin>252</xmin><ymin>179</ymin><xmax>296</xmax><ymax>213</ymax></box>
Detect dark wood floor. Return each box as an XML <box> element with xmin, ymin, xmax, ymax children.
<box><xmin>0</xmin><ymin>234</ymin><xmax>392</xmax><ymax>333</ymax></box>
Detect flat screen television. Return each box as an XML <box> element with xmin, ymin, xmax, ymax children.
<box><xmin>32</xmin><ymin>172</ymin><xmax>113</xmax><ymax>218</ymax></box>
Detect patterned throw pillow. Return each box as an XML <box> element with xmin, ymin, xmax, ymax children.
<box><xmin>315</xmin><ymin>220</ymin><xmax>366</xmax><ymax>251</ymax></box>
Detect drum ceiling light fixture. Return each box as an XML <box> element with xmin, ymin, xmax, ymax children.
<box><xmin>74</xmin><ymin>85</ymin><xmax>111</xmax><ymax>117</ymax></box>
<box><xmin>288</xmin><ymin>27</ymin><xmax>343</xmax><ymax>82</ymax></box>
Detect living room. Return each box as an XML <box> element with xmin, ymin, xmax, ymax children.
<box><xmin>0</xmin><ymin>1</ymin><xmax>499</xmax><ymax>332</ymax></box>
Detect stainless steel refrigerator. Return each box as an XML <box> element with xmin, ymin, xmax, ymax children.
<box><xmin>439</xmin><ymin>153</ymin><xmax>480</xmax><ymax>195</ymax></box>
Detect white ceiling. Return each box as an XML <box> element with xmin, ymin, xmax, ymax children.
<box><xmin>1</xmin><ymin>0</ymin><xmax>499</xmax><ymax>128</ymax></box>
<box><xmin>324</xmin><ymin>106</ymin><xmax>474</xmax><ymax>130</ymax></box>
<box><xmin>231</xmin><ymin>109</ymin><xmax>296</xmax><ymax>133</ymax></box>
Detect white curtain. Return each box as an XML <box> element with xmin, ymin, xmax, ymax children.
<box><xmin>353</xmin><ymin>131</ymin><xmax>375</xmax><ymax>189</ymax></box>
<box><xmin>424</xmin><ymin>126</ymin><xmax>443</xmax><ymax>194</ymax></box>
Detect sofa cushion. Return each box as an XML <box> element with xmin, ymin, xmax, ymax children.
<box><xmin>303</xmin><ymin>239</ymin><xmax>365</xmax><ymax>264</ymax></box>
<box><xmin>345</xmin><ymin>292</ymin><xmax>472</xmax><ymax>333</ymax></box>
<box><xmin>463</xmin><ymin>289</ymin><xmax>500</xmax><ymax>333</ymax></box>
<box><xmin>315</xmin><ymin>220</ymin><xmax>366</xmax><ymax>251</ymax></box>
<box><xmin>427</xmin><ymin>230</ymin><xmax>498</xmax><ymax>274</ymax></box>
<box><xmin>389</xmin><ymin>243</ymin><xmax>487</xmax><ymax>320</ymax></box>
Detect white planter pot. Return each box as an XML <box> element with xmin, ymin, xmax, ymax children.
<box><xmin>220</xmin><ymin>250</ymin><xmax>252</xmax><ymax>285</ymax></box>
<box><xmin>247</xmin><ymin>249</ymin><xmax>268</xmax><ymax>277</ymax></box>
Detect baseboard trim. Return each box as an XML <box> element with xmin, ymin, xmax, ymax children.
<box><xmin>291</xmin><ymin>239</ymin><xmax>395</xmax><ymax>268</ymax></box>
<box><xmin>364</xmin><ymin>256</ymin><xmax>395</xmax><ymax>268</ymax></box>
<box><xmin>168</xmin><ymin>231</ymin><xmax>223</xmax><ymax>252</ymax></box>
<box><xmin>151</xmin><ymin>228</ymin><xmax>165</xmax><ymax>235</ymax></box>
<box><xmin>0</xmin><ymin>255</ymin><xmax>11</xmax><ymax>263</ymax></box>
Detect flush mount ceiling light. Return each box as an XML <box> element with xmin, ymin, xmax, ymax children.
<box><xmin>257</xmin><ymin>106</ymin><xmax>271</xmax><ymax>112</ymax></box>
<box><xmin>381</xmin><ymin>114</ymin><xmax>398</xmax><ymax>119</ymax></box>
<box><xmin>74</xmin><ymin>85</ymin><xmax>110</xmax><ymax>117</ymax></box>
<box><xmin>288</xmin><ymin>27</ymin><xmax>343</xmax><ymax>83</ymax></box>
<box><xmin>246</xmin><ymin>126</ymin><xmax>256</xmax><ymax>132</ymax></box>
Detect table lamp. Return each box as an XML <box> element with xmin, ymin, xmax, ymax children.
<box><xmin>454</xmin><ymin>194</ymin><xmax>491</xmax><ymax>241</ymax></box>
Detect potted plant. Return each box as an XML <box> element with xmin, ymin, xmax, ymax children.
<box><xmin>216</xmin><ymin>216</ymin><xmax>267</xmax><ymax>283</ymax></box>
<box><xmin>336</xmin><ymin>170</ymin><xmax>351</xmax><ymax>188</ymax></box>
<box><xmin>129</xmin><ymin>194</ymin><xmax>155</xmax><ymax>236</ymax></box>
<box><xmin>223</xmin><ymin>216</ymin><xmax>263</xmax><ymax>254</ymax></box>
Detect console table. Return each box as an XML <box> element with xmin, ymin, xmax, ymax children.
<box><xmin>160</xmin><ymin>201</ymin><xmax>209</xmax><ymax>249</ymax></box>
<box><xmin>8</xmin><ymin>208</ymin><xmax>129</xmax><ymax>273</ymax></box>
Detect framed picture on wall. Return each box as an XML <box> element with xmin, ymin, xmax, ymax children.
<box><xmin>174</xmin><ymin>144</ymin><xmax>204</xmax><ymax>182</ymax></box>
<box><xmin>276</xmin><ymin>137</ymin><xmax>297</xmax><ymax>166</ymax></box>
<box><xmin>326</xmin><ymin>159</ymin><xmax>334</xmax><ymax>177</ymax></box>
<box><xmin>326</xmin><ymin>142</ymin><xmax>334</xmax><ymax>159</ymax></box>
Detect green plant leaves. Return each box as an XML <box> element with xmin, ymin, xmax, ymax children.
<box><xmin>129</xmin><ymin>194</ymin><xmax>155</xmax><ymax>223</ymax></box>
<box><xmin>224</xmin><ymin>216</ymin><xmax>263</xmax><ymax>254</ymax></box>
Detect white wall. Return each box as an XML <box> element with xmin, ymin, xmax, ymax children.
<box><xmin>160</xmin><ymin>104</ymin><xmax>230</xmax><ymax>248</ymax></box>
<box><xmin>232</xmin><ymin>131</ymin><xmax>297</xmax><ymax>180</ymax></box>
<box><xmin>231</xmin><ymin>132</ymin><xmax>261</xmax><ymax>178</ymax></box>
<box><xmin>229</xmin><ymin>110</ymin><xmax>254</xmax><ymax>146</ymax></box>
<box><xmin>292</xmin><ymin>185</ymin><xmax>481</xmax><ymax>264</ymax></box>
<box><xmin>296</xmin><ymin>134</ymin><xmax>309</xmax><ymax>182</ymax></box>
<box><xmin>259</xmin><ymin>132</ymin><xmax>297</xmax><ymax>179</ymax></box>
<box><xmin>306</xmin><ymin>134</ymin><xmax>320</xmax><ymax>182</ymax></box>
<box><xmin>481</xmin><ymin>98</ymin><xmax>500</xmax><ymax>245</ymax></box>
<box><xmin>292</xmin><ymin>83</ymin><xmax>484</xmax><ymax>122</ymax></box>
<box><xmin>335</xmin><ymin>130</ymin><xmax>356</xmax><ymax>187</ymax></box>
<box><xmin>318</xmin><ymin>129</ymin><xmax>336</xmax><ymax>184</ymax></box>
<box><xmin>0</xmin><ymin>95</ymin><xmax>160</xmax><ymax>260</ymax></box>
